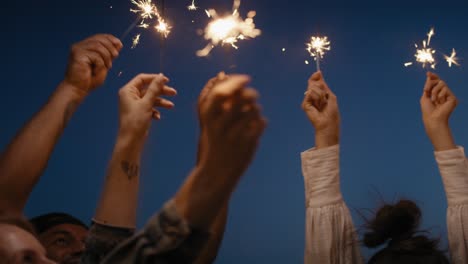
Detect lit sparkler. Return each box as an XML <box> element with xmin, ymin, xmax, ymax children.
<box><xmin>132</xmin><ymin>34</ymin><xmax>141</xmax><ymax>49</ymax></box>
<box><xmin>196</xmin><ymin>0</ymin><xmax>261</xmax><ymax>57</ymax></box>
<box><xmin>306</xmin><ymin>36</ymin><xmax>331</xmax><ymax>71</ymax></box>
<box><xmin>155</xmin><ymin>19</ymin><xmax>171</xmax><ymax>38</ymax></box>
<box><xmin>405</xmin><ymin>28</ymin><xmax>437</xmax><ymax>69</ymax></box>
<box><xmin>126</xmin><ymin>0</ymin><xmax>171</xmax><ymax>42</ymax></box>
<box><xmin>445</xmin><ymin>48</ymin><xmax>460</xmax><ymax>67</ymax></box>
<box><xmin>130</xmin><ymin>0</ymin><xmax>157</xmax><ymax>26</ymax></box>
<box><xmin>188</xmin><ymin>0</ymin><xmax>198</xmax><ymax>11</ymax></box>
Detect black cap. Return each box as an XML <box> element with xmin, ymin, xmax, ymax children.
<box><xmin>30</xmin><ymin>212</ymin><xmax>88</xmax><ymax>234</ymax></box>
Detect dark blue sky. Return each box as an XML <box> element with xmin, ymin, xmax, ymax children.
<box><xmin>3</xmin><ymin>0</ymin><xmax>468</xmax><ymax>262</ymax></box>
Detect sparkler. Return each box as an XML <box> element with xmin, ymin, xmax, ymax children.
<box><xmin>306</xmin><ymin>36</ymin><xmax>331</xmax><ymax>71</ymax></box>
<box><xmin>188</xmin><ymin>0</ymin><xmax>198</xmax><ymax>11</ymax></box>
<box><xmin>405</xmin><ymin>28</ymin><xmax>437</xmax><ymax>69</ymax></box>
<box><xmin>122</xmin><ymin>0</ymin><xmax>171</xmax><ymax>49</ymax></box>
<box><xmin>445</xmin><ymin>48</ymin><xmax>460</xmax><ymax>67</ymax></box>
<box><xmin>196</xmin><ymin>0</ymin><xmax>261</xmax><ymax>57</ymax></box>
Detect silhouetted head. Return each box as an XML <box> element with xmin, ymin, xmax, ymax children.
<box><xmin>30</xmin><ymin>213</ymin><xmax>88</xmax><ymax>264</ymax></box>
<box><xmin>0</xmin><ymin>213</ymin><xmax>55</xmax><ymax>263</ymax></box>
<box><xmin>364</xmin><ymin>199</ymin><xmax>449</xmax><ymax>264</ymax></box>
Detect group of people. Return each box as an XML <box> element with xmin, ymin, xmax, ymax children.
<box><xmin>0</xmin><ymin>33</ymin><xmax>466</xmax><ymax>264</ymax></box>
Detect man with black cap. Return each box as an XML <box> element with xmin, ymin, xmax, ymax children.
<box><xmin>30</xmin><ymin>213</ymin><xmax>88</xmax><ymax>264</ymax></box>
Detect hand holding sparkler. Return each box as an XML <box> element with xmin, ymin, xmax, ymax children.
<box><xmin>119</xmin><ymin>74</ymin><xmax>177</xmax><ymax>138</ymax></box>
<box><xmin>306</xmin><ymin>36</ymin><xmax>331</xmax><ymax>71</ymax></box>
<box><xmin>420</xmin><ymin>72</ymin><xmax>457</xmax><ymax>151</ymax></box>
<box><xmin>302</xmin><ymin>72</ymin><xmax>340</xmax><ymax>148</ymax></box>
<box><xmin>64</xmin><ymin>34</ymin><xmax>123</xmax><ymax>97</ymax></box>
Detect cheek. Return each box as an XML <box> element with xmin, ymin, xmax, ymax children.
<box><xmin>45</xmin><ymin>245</ymin><xmax>69</xmax><ymax>261</ymax></box>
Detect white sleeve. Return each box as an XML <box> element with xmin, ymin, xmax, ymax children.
<box><xmin>302</xmin><ymin>145</ymin><xmax>363</xmax><ymax>264</ymax></box>
<box><xmin>435</xmin><ymin>146</ymin><xmax>468</xmax><ymax>264</ymax></box>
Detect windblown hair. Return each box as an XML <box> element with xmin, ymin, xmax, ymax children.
<box><xmin>363</xmin><ymin>199</ymin><xmax>449</xmax><ymax>264</ymax></box>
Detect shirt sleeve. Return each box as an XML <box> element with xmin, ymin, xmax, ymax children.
<box><xmin>302</xmin><ymin>145</ymin><xmax>363</xmax><ymax>264</ymax></box>
<box><xmin>100</xmin><ymin>200</ymin><xmax>210</xmax><ymax>264</ymax></box>
<box><xmin>80</xmin><ymin>222</ymin><xmax>135</xmax><ymax>264</ymax></box>
<box><xmin>435</xmin><ymin>146</ymin><xmax>468</xmax><ymax>264</ymax></box>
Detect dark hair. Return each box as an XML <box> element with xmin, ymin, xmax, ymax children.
<box><xmin>30</xmin><ymin>212</ymin><xmax>88</xmax><ymax>234</ymax></box>
<box><xmin>363</xmin><ymin>199</ymin><xmax>449</xmax><ymax>264</ymax></box>
<box><xmin>0</xmin><ymin>213</ymin><xmax>37</xmax><ymax>238</ymax></box>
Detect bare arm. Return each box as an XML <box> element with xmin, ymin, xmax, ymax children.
<box><xmin>0</xmin><ymin>34</ymin><xmax>122</xmax><ymax>214</ymax></box>
<box><xmin>420</xmin><ymin>72</ymin><xmax>457</xmax><ymax>151</ymax></box>
<box><xmin>194</xmin><ymin>204</ymin><xmax>228</xmax><ymax>264</ymax></box>
<box><xmin>94</xmin><ymin>74</ymin><xmax>176</xmax><ymax>228</ymax></box>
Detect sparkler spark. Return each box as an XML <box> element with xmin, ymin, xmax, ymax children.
<box><xmin>188</xmin><ymin>0</ymin><xmax>198</xmax><ymax>10</ymax></box>
<box><xmin>155</xmin><ymin>20</ymin><xmax>171</xmax><ymax>38</ymax></box>
<box><xmin>129</xmin><ymin>0</ymin><xmax>171</xmax><ymax>40</ymax></box>
<box><xmin>427</xmin><ymin>28</ymin><xmax>434</xmax><ymax>46</ymax></box>
<box><xmin>445</xmin><ymin>48</ymin><xmax>460</xmax><ymax>67</ymax></box>
<box><xmin>306</xmin><ymin>36</ymin><xmax>331</xmax><ymax>71</ymax></box>
<box><xmin>132</xmin><ymin>34</ymin><xmax>141</xmax><ymax>49</ymax></box>
<box><xmin>406</xmin><ymin>28</ymin><xmax>437</xmax><ymax>69</ymax></box>
<box><xmin>131</xmin><ymin>0</ymin><xmax>157</xmax><ymax>25</ymax></box>
<box><xmin>196</xmin><ymin>0</ymin><xmax>261</xmax><ymax>57</ymax></box>
<box><xmin>404</xmin><ymin>62</ymin><xmax>413</xmax><ymax>67</ymax></box>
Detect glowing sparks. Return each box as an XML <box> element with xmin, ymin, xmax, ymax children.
<box><xmin>445</xmin><ymin>48</ymin><xmax>460</xmax><ymax>67</ymax></box>
<box><xmin>415</xmin><ymin>43</ymin><xmax>436</xmax><ymax>69</ymax></box>
<box><xmin>305</xmin><ymin>60</ymin><xmax>309</xmax><ymax>65</ymax></box>
<box><xmin>427</xmin><ymin>28</ymin><xmax>434</xmax><ymax>46</ymax></box>
<box><xmin>404</xmin><ymin>62</ymin><xmax>413</xmax><ymax>67</ymax></box>
<box><xmin>131</xmin><ymin>0</ymin><xmax>157</xmax><ymax>25</ymax></box>
<box><xmin>188</xmin><ymin>0</ymin><xmax>198</xmax><ymax>10</ymax></box>
<box><xmin>282</xmin><ymin>48</ymin><xmax>286</xmax><ymax>52</ymax></box>
<box><xmin>129</xmin><ymin>0</ymin><xmax>171</xmax><ymax>40</ymax></box>
<box><xmin>306</xmin><ymin>36</ymin><xmax>331</xmax><ymax>71</ymax></box>
<box><xmin>131</xmin><ymin>34</ymin><xmax>141</xmax><ymax>49</ymax></box>
<box><xmin>406</xmin><ymin>28</ymin><xmax>437</xmax><ymax>69</ymax></box>
<box><xmin>155</xmin><ymin>20</ymin><xmax>171</xmax><ymax>38</ymax></box>
<box><xmin>197</xmin><ymin>0</ymin><xmax>261</xmax><ymax>57</ymax></box>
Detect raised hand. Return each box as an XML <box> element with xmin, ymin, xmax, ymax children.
<box><xmin>63</xmin><ymin>34</ymin><xmax>123</xmax><ymax>97</ymax></box>
<box><xmin>302</xmin><ymin>71</ymin><xmax>340</xmax><ymax>148</ymax></box>
<box><xmin>420</xmin><ymin>72</ymin><xmax>457</xmax><ymax>151</ymax></box>
<box><xmin>198</xmin><ymin>75</ymin><xmax>267</xmax><ymax>178</ymax></box>
<box><xmin>118</xmin><ymin>74</ymin><xmax>177</xmax><ymax>140</ymax></box>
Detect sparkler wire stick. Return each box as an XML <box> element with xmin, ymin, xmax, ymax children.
<box><xmin>120</xmin><ymin>17</ymin><xmax>142</xmax><ymax>41</ymax></box>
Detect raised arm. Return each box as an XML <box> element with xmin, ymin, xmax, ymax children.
<box><xmin>301</xmin><ymin>72</ymin><xmax>362</xmax><ymax>264</ymax></box>
<box><xmin>94</xmin><ymin>73</ymin><xmax>176</xmax><ymax>227</ymax></box>
<box><xmin>0</xmin><ymin>34</ymin><xmax>122</xmax><ymax>214</ymax></box>
<box><xmin>420</xmin><ymin>72</ymin><xmax>468</xmax><ymax>264</ymax></box>
<box><xmin>101</xmin><ymin>74</ymin><xmax>266</xmax><ymax>263</ymax></box>
<box><xmin>81</xmin><ymin>74</ymin><xmax>177</xmax><ymax>263</ymax></box>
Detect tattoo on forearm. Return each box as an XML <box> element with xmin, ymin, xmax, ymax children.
<box><xmin>121</xmin><ymin>161</ymin><xmax>139</xmax><ymax>180</ymax></box>
<box><xmin>63</xmin><ymin>100</ymin><xmax>79</xmax><ymax>127</ymax></box>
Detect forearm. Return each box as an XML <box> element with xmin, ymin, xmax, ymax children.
<box><xmin>426</xmin><ymin>124</ymin><xmax>456</xmax><ymax>151</ymax></box>
<box><xmin>94</xmin><ymin>131</ymin><xmax>145</xmax><ymax>228</ymax></box>
<box><xmin>194</xmin><ymin>202</ymin><xmax>228</xmax><ymax>264</ymax></box>
<box><xmin>0</xmin><ymin>82</ymin><xmax>84</xmax><ymax>213</ymax></box>
<box><xmin>315</xmin><ymin>128</ymin><xmax>339</xmax><ymax>149</ymax></box>
<box><xmin>174</xmin><ymin>165</ymin><xmax>237</xmax><ymax>230</ymax></box>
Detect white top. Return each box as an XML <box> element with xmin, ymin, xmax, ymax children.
<box><xmin>302</xmin><ymin>145</ymin><xmax>468</xmax><ymax>264</ymax></box>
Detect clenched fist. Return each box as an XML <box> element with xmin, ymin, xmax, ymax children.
<box><xmin>63</xmin><ymin>34</ymin><xmax>123</xmax><ymax>97</ymax></box>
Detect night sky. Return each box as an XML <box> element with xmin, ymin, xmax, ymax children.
<box><xmin>3</xmin><ymin>0</ymin><xmax>468</xmax><ymax>262</ymax></box>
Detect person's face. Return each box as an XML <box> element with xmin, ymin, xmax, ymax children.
<box><xmin>0</xmin><ymin>224</ymin><xmax>56</xmax><ymax>264</ymax></box>
<box><xmin>37</xmin><ymin>224</ymin><xmax>87</xmax><ymax>264</ymax></box>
